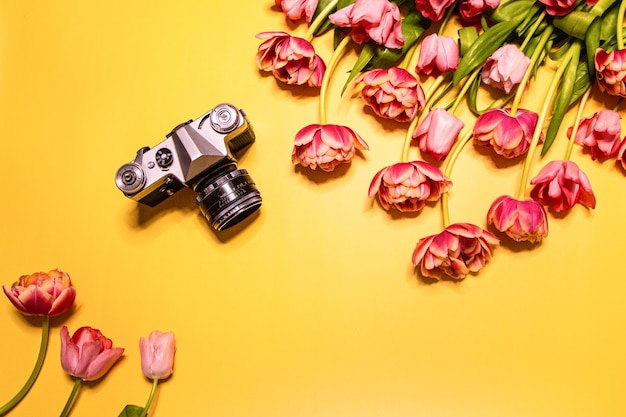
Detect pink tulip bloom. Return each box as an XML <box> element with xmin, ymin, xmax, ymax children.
<box><xmin>140</xmin><ymin>331</ymin><xmax>176</xmax><ymax>380</ymax></box>
<box><xmin>487</xmin><ymin>195</ymin><xmax>549</xmax><ymax>243</ymax></box>
<box><xmin>355</xmin><ymin>67</ymin><xmax>425</xmax><ymax>122</ymax></box>
<box><xmin>412</xmin><ymin>223</ymin><xmax>499</xmax><ymax>281</ymax></box>
<box><xmin>292</xmin><ymin>124</ymin><xmax>369</xmax><ymax>172</ymax></box>
<box><xmin>459</xmin><ymin>0</ymin><xmax>500</xmax><ymax>21</ymax></box>
<box><xmin>568</xmin><ymin>109</ymin><xmax>622</xmax><ymax>160</ymax></box>
<box><xmin>414</xmin><ymin>0</ymin><xmax>456</xmax><ymax>21</ymax></box>
<box><xmin>595</xmin><ymin>48</ymin><xmax>626</xmax><ymax>98</ymax></box>
<box><xmin>481</xmin><ymin>44</ymin><xmax>530</xmax><ymax>94</ymax></box>
<box><xmin>3</xmin><ymin>269</ymin><xmax>76</xmax><ymax>317</ymax></box>
<box><xmin>256</xmin><ymin>31</ymin><xmax>326</xmax><ymax>87</ymax></box>
<box><xmin>329</xmin><ymin>0</ymin><xmax>404</xmax><ymax>49</ymax></box>
<box><xmin>538</xmin><ymin>0</ymin><xmax>577</xmax><ymax>16</ymax></box>
<box><xmin>413</xmin><ymin>108</ymin><xmax>464</xmax><ymax>160</ymax></box>
<box><xmin>368</xmin><ymin>161</ymin><xmax>452</xmax><ymax>212</ymax></box>
<box><xmin>60</xmin><ymin>326</ymin><xmax>124</xmax><ymax>382</ymax></box>
<box><xmin>473</xmin><ymin>108</ymin><xmax>539</xmax><ymax>158</ymax></box>
<box><xmin>416</xmin><ymin>33</ymin><xmax>459</xmax><ymax>77</ymax></box>
<box><xmin>530</xmin><ymin>160</ymin><xmax>596</xmax><ymax>212</ymax></box>
<box><xmin>275</xmin><ymin>0</ymin><xmax>319</xmax><ymax>22</ymax></box>
<box><xmin>617</xmin><ymin>139</ymin><xmax>626</xmax><ymax>171</ymax></box>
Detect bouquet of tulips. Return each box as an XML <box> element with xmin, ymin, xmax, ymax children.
<box><xmin>256</xmin><ymin>0</ymin><xmax>626</xmax><ymax>281</ymax></box>
<box><xmin>1</xmin><ymin>270</ymin><xmax>176</xmax><ymax>417</ymax></box>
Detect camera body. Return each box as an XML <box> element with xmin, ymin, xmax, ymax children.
<box><xmin>115</xmin><ymin>103</ymin><xmax>262</xmax><ymax>231</ymax></box>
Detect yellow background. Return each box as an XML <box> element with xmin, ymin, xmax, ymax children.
<box><xmin>1</xmin><ymin>1</ymin><xmax>626</xmax><ymax>416</ymax></box>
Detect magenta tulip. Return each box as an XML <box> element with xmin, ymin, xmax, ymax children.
<box><xmin>3</xmin><ymin>269</ymin><xmax>76</xmax><ymax>317</ymax></box>
<box><xmin>275</xmin><ymin>0</ymin><xmax>319</xmax><ymax>22</ymax></box>
<box><xmin>473</xmin><ymin>108</ymin><xmax>539</xmax><ymax>158</ymax></box>
<box><xmin>416</xmin><ymin>33</ymin><xmax>459</xmax><ymax>77</ymax></box>
<box><xmin>487</xmin><ymin>195</ymin><xmax>549</xmax><ymax>243</ymax></box>
<box><xmin>414</xmin><ymin>0</ymin><xmax>456</xmax><ymax>21</ymax></box>
<box><xmin>538</xmin><ymin>0</ymin><xmax>577</xmax><ymax>16</ymax></box>
<box><xmin>413</xmin><ymin>108</ymin><xmax>464</xmax><ymax>160</ymax></box>
<box><xmin>139</xmin><ymin>331</ymin><xmax>176</xmax><ymax>380</ymax></box>
<box><xmin>568</xmin><ymin>109</ymin><xmax>622</xmax><ymax>160</ymax></box>
<box><xmin>459</xmin><ymin>0</ymin><xmax>500</xmax><ymax>21</ymax></box>
<box><xmin>530</xmin><ymin>160</ymin><xmax>596</xmax><ymax>212</ymax></box>
<box><xmin>60</xmin><ymin>326</ymin><xmax>124</xmax><ymax>381</ymax></box>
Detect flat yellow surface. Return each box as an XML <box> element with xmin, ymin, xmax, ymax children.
<box><xmin>1</xmin><ymin>2</ymin><xmax>626</xmax><ymax>417</ymax></box>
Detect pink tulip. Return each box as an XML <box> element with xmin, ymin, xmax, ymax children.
<box><xmin>413</xmin><ymin>108</ymin><xmax>464</xmax><ymax>160</ymax></box>
<box><xmin>473</xmin><ymin>108</ymin><xmax>539</xmax><ymax>158</ymax></box>
<box><xmin>60</xmin><ymin>326</ymin><xmax>124</xmax><ymax>382</ymax></box>
<box><xmin>292</xmin><ymin>124</ymin><xmax>369</xmax><ymax>172</ymax></box>
<box><xmin>139</xmin><ymin>331</ymin><xmax>176</xmax><ymax>380</ymax></box>
<box><xmin>538</xmin><ymin>0</ymin><xmax>577</xmax><ymax>16</ymax></box>
<box><xmin>355</xmin><ymin>67</ymin><xmax>425</xmax><ymax>122</ymax></box>
<box><xmin>481</xmin><ymin>44</ymin><xmax>530</xmax><ymax>94</ymax></box>
<box><xmin>416</xmin><ymin>33</ymin><xmax>459</xmax><ymax>76</ymax></box>
<box><xmin>459</xmin><ymin>0</ymin><xmax>500</xmax><ymax>21</ymax></box>
<box><xmin>617</xmin><ymin>138</ymin><xmax>626</xmax><ymax>171</ymax></box>
<box><xmin>3</xmin><ymin>269</ymin><xmax>76</xmax><ymax>317</ymax></box>
<box><xmin>329</xmin><ymin>0</ymin><xmax>404</xmax><ymax>49</ymax></box>
<box><xmin>368</xmin><ymin>161</ymin><xmax>452</xmax><ymax>212</ymax></box>
<box><xmin>487</xmin><ymin>195</ymin><xmax>549</xmax><ymax>243</ymax></box>
<box><xmin>414</xmin><ymin>0</ymin><xmax>456</xmax><ymax>21</ymax></box>
<box><xmin>412</xmin><ymin>223</ymin><xmax>499</xmax><ymax>281</ymax></box>
<box><xmin>275</xmin><ymin>0</ymin><xmax>319</xmax><ymax>22</ymax></box>
<box><xmin>595</xmin><ymin>48</ymin><xmax>626</xmax><ymax>98</ymax></box>
<box><xmin>568</xmin><ymin>110</ymin><xmax>622</xmax><ymax>160</ymax></box>
<box><xmin>530</xmin><ymin>160</ymin><xmax>596</xmax><ymax>212</ymax></box>
<box><xmin>256</xmin><ymin>31</ymin><xmax>326</xmax><ymax>87</ymax></box>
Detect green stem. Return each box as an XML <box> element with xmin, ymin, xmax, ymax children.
<box><xmin>0</xmin><ymin>316</ymin><xmax>50</xmax><ymax>416</ymax></box>
<box><xmin>437</xmin><ymin>2</ymin><xmax>456</xmax><ymax>36</ymax></box>
<box><xmin>618</xmin><ymin>0</ymin><xmax>625</xmax><ymax>50</ymax></box>
<box><xmin>448</xmin><ymin>67</ymin><xmax>481</xmax><ymax>115</ymax></box>
<box><xmin>59</xmin><ymin>378</ymin><xmax>82</xmax><ymax>417</ymax></box>
<box><xmin>304</xmin><ymin>0</ymin><xmax>339</xmax><ymax>42</ymax></box>
<box><xmin>138</xmin><ymin>379</ymin><xmax>159</xmax><ymax>417</ymax></box>
<box><xmin>517</xmin><ymin>44</ymin><xmax>576</xmax><ymax>199</ymax></box>
<box><xmin>441</xmin><ymin>128</ymin><xmax>474</xmax><ymax>227</ymax></box>
<box><xmin>520</xmin><ymin>11</ymin><xmax>546</xmax><ymax>52</ymax></box>
<box><xmin>510</xmin><ymin>25</ymin><xmax>554</xmax><ymax>116</ymax></box>
<box><xmin>319</xmin><ymin>34</ymin><xmax>351</xmax><ymax>124</ymax></box>
<box><xmin>564</xmin><ymin>88</ymin><xmax>591</xmax><ymax>161</ymax></box>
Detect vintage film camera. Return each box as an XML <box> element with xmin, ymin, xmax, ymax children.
<box><xmin>115</xmin><ymin>103</ymin><xmax>262</xmax><ymax>231</ymax></box>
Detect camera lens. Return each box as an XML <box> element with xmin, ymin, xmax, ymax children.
<box><xmin>194</xmin><ymin>162</ymin><xmax>262</xmax><ymax>231</ymax></box>
<box><xmin>115</xmin><ymin>163</ymin><xmax>145</xmax><ymax>195</ymax></box>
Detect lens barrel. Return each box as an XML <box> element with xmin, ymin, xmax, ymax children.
<box><xmin>194</xmin><ymin>162</ymin><xmax>262</xmax><ymax>231</ymax></box>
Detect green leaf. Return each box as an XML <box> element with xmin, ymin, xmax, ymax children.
<box><xmin>453</xmin><ymin>18</ymin><xmax>522</xmax><ymax>85</ymax></box>
<box><xmin>341</xmin><ymin>43</ymin><xmax>376</xmax><ymax>95</ymax></box>
<box><xmin>118</xmin><ymin>404</ymin><xmax>145</xmax><ymax>417</ymax></box>
<box><xmin>570</xmin><ymin>61</ymin><xmax>592</xmax><ymax>105</ymax></box>
<box><xmin>368</xmin><ymin>12</ymin><xmax>428</xmax><ymax>69</ymax></box>
<box><xmin>311</xmin><ymin>0</ymin><xmax>339</xmax><ymax>37</ymax></box>
<box><xmin>553</xmin><ymin>11</ymin><xmax>598</xmax><ymax>40</ymax></box>
<box><xmin>489</xmin><ymin>0</ymin><xmax>537</xmax><ymax>23</ymax></box>
<box><xmin>584</xmin><ymin>16</ymin><xmax>601</xmax><ymax>79</ymax></box>
<box><xmin>458</xmin><ymin>26</ymin><xmax>479</xmax><ymax>57</ymax></box>
<box><xmin>588</xmin><ymin>0</ymin><xmax>618</xmax><ymax>16</ymax></box>
<box><xmin>600</xmin><ymin>4</ymin><xmax>620</xmax><ymax>42</ymax></box>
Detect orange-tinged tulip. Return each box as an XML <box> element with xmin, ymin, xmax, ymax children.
<box><xmin>3</xmin><ymin>269</ymin><xmax>76</xmax><ymax>317</ymax></box>
<box><xmin>595</xmin><ymin>48</ymin><xmax>626</xmax><ymax>97</ymax></box>
<box><xmin>139</xmin><ymin>331</ymin><xmax>176</xmax><ymax>380</ymax></box>
<box><xmin>60</xmin><ymin>326</ymin><xmax>124</xmax><ymax>382</ymax></box>
<box><xmin>473</xmin><ymin>108</ymin><xmax>539</xmax><ymax>158</ymax></box>
<box><xmin>487</xmin><ymin>195</ymin><xmax>549</xmax><ymax>243</ymax></box>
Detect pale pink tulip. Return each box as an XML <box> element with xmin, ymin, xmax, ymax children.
<box><xmin>416</xmin><ymin>33</ymin><xmax>459</xmax><ymax>76</ymax></box>
<box><xmin>414</xmin><ymin>0</ymin><xmax>456</xmax><ymax>21</ymax></box>
<box><xmin>412</xmin><ymin>223</ymin><xmax>499</xmax><ymax>281</ymax></box>
<box><xmin>3</xmin><ymin>269</ymin><xmax>76</xmax><ymax>317</ymax></box>
<box><xmin>355</xmin><ymin>67</ymin><xmax>425</xmax><ymax>122</ymax></box>
<box><xmin>595</xmin><ymin>48</ymin><xmax>626</xmax><ymax>98</ymax></box>
<box><xmin>275</xmin><ymin>0</ymin><xmax>319</xmax><ymax>22</ymax></box>
<box><xmin>140</xmin><ymin>331</ymin><xmax>176</xmax><ymax>380</ymax></box>
<box><xmin>60</xmin><ymin>326</ymin><xmax>124</xmax><ymax>382</ymax></box>
<box><xmin>368</xmin><ymin>161</ymin><xmax>452</xmax><ymax>212</ymax></box>
<box><xmin>481</xmin><ymin>44</ymin><xmax>530</xmax><ymax>94</ymax></box>
<box><xmin>329</xmin><ymin>0</ymin><xmax>404</xmax><ymax>49</ymax></box>
<box><xmin>413</xmin><ymin>108</ymin><xmax>464</xmax><ymax>160</ymax></box>
<box><xmin>530</xmin><ymin>160</ymin><xmax>596</xmax><ymax>212</ymax></box>
<box><xmin>292</xmin><ymin>124</ymin><xmax>369</xmax><ymax>172</ymax></box>
<box><xmin>256</xmin><ymin>31</ymin><xmax>325</xmax><ymax>87</ymax></box>
<box><xmin>487</xmin><ymin>195</ymin><xmax>548</xmax><ymax>243</ymax></box>
<box><xmin>538</xmin><ymin>0</ymin><xmax>577</xmax><ymax>16</ymax></box>
<box><xmin>473</xmin><ymin>108</ymin><xmax>539</xmax><ymax>158</ymax></box>
<box><xmin>459</xmin><ymin>0</ymin><xmax>500</xmax><ymax>21</ymax></box>
<box><xmin>568</xmin><ymin>110</ymin><xmax>622</xmax><ymax>160</ymax></box>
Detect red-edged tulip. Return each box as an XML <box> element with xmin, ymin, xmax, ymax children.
<box><xmin>538</xmin><ymin>0</ymin><xmax>577</xmax><ymax>16</ymax></box>
<box><xmin>275</xmin><ymin>0</ymin><xmax>319</xmax><ymax>22</ymax></box>
<box><xmin>292</xmin><ymin>124</ymin><xmax>369</xmax><ymax>172</ymax></box>
<box><xmin>329</xmin><ymin>0</ymin><xmax>404</xmax><ymax>49</ymax></box>
<box><xmin>412</xmin><ymin>223</ymin><xmax>499</xmax><ymax>281</ymax></box>
<box><xmin>413</xmin><ymin>108</ymin><xmax>464</xmax><ymax>160</ymax></box>
<box><xmin>414</xmin><ymin>0</ymin><xmax>456</xmax><ymax>21</ymax></box>
<box><xmin>3</xmin><ymin>269</ymin><xmax>76</xmax><ymax>317</ymax></box>
<box><xmin>481</xmin><ymin>44</ymin><xmax>530</xmax><ymax>94</ymax></box>
<box><xmin>355</xmin><ymin>67</ymin><xmax>425</xmax><ymax>122</ymax></box>
<box><xmin>529</xmin><ymin>160</ymin><xmax>596</xmax><ymax>212</ymax></box>
<box><xmin>459</xmin><ymin>0</ymin><xmax>500</xmax><ymax>21</ymax></box>
<box><xmin>368</xmin><ymin>161</ymin><xmax>452</xmax><ymax>212</ymax></box>
<box><xmin>416</xmin><ymin>33</ymin><xmax>459</xmax><ymax>77</ymax></box>
<box><xmin>595</xmin><ymin>48</ymin><xmax>626</xmax><ymax>98</ymax></box>
<box><xmin>487</xmin><ymin>195</ymin><xmax>549</xmax><ymax>243</ymax></box>
<box><xmin>139</xmin><ymin>331</ymin><xmax>176</xmax><ymax>380</ymax></box>
<box><xmin>256</xmin><ymin>31</ymin><xmax>326</xmax><ymax>87</ymax></box>
<box><xmin>60</xmin><ymin>326</ymin><xmax>124</xmax><ymax>382</ymax></box>
<box><xmin>473</xmin><ymin>108</ymin><xmax>539</xmax><ymax>158</ymax></box>
<box><xmin>568</xmin><ymin>109</ymin><xmax>622</xmax><ymax>160</ymax></box>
